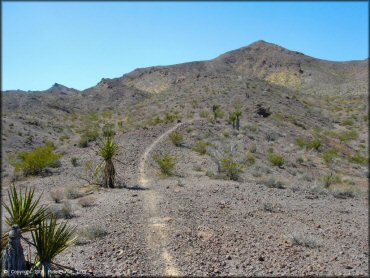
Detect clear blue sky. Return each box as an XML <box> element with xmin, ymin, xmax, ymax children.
<box><xmin>2</xmin><ymin>1</ymin><xmax>368</xmax><ymax>91</ymax></box>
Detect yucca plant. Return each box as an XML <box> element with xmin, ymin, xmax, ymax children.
<box><xmin>2</xmin><ymin>186</ymin><xmax>50</xmax><ymax>249</ymax></box>
<box><xmin>97</xmin><ymin>127</ymin><xmax>119</xmax><ymax>188</ymax></box>
<box><xmin>229</xmin><ymin>112</ymin><xmax>237</xmax><ymax>129</ymax></box>
<box><xmin>32</xmin><ymin>217</ymin><xmax>76</xmax><ymax>276</ymax></box>
<box><xmin>234</xmin><ymin>109</ymin><xmax>242</xmax><ymax>130</ymax></box>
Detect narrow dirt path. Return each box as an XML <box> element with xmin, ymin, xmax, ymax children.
<box><xmin>138</xmin><ymin>122</ymin><xmax>183</xmax><ymax>276</ymax></box>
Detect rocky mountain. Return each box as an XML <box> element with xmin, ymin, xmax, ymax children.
<box><xmin>96</xmin><ymin>40</ymin><xmax>368</xmax><ymax>96</ymax></box>
<box><xmin>3</xmin><ymin>40</ymin><xmax>368</xmax><ymax>113</ymax></box>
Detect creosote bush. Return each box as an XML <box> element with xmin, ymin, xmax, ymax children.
<box><xmin>349</xmin><ymin>153</ymin><xmax>368</xmax><ymax>165</ymax></box>
<box><xmin>78</xmin><ymin>127</ymin><xmax>99</xmax><ymax>148</ymax></box>
<box><xmin>321</xmin><ymin>148</ymin><xmax>338</xmax><ymax>164</ymax></box>
<box><xmin>268</xmin><ymin>152</ymin><xmax>285</xmax><ymax>167</ymax></box>
<box><xmin>322</xmin><ymin>172</ymin><xmax>341</xmax><ymax>188</ymax></box>
<box><xmin>295</xmin><ymin>137</ymin><xmax>322</xmax><ymax>151</ymax></box>
<box><xmin>220</xmin><ymin>157</ymin><xmax>244</xmax><ymax>181</ymax></box>
<box><xmin>192</xmin><ymin>140</ymin><xmax>208</xmax><ymax>155</ymax></box>
<box><xmin>153</xmin><ymin>153</ymin><xmax>176</xmax><ymax>176</ymax></box>
<box><xmin>11</xmin><ymin>143</ymin><xmax>61</xmax><ymax>176</ymax></box>
<box><xmin>169</xmin><ymin>131</ymin><xmax>184</xmax><ymax>147</ymax></box>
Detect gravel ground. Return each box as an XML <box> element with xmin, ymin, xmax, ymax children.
<box><xmin>2</xmin><ymin>121</ymin><xmax>368</xmax><ymax>276</ymax></box>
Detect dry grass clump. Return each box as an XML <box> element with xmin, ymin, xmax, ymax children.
<box><xmin>330</xmin><ymin>183</ymin><xmax>356</xmax><ymax>199</ymax></box>
<box><xmin>261</xmin><ymin>177</ymin><xmax>286</xmax><ymax>189</ymax></box>
<box><xmin>65</xmin><ymin>186</ymin><xmax>84</xmax><ymax>199</ymax></box>
<box><xmin>50</xmin><ymin>189</ymin><xmax>64</xmax><ymax>203</ymax></box>
<box><xmin>291</xmin><ymin>233</ymin><xmax>320</xmax><ymax>248</ymax></box>
<box><xmin>48</xmin><ymin>201</ymin><xmax>73</xmax><ymax>219</ymax></box>
<box><xmin>79</xmin><ymin>224</ymin><xmax>107</xmax><ymax>240</ymax></box>
<box><xmin>78</xmin><ymin>195</ymin><xmax>96</xmax><ymax>207</ymax></box>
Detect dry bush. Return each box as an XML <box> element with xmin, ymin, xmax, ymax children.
<box><xmin>65</xmin><ymin>186</ymin><xmax>83</xmax><ymax>199</ymax></box>
<box><xmin>50</xmin><ymin>189</ymin><xmax>64</xmax><ymax>203</ymax></box>
<box><xmin>291</xmin><ymin>233</ymin><xmax>320</xmax><ymax>248</ymax></box>
<box><xmin>48</xmin><ymin>201</ymin><xmax>73</xmax><ymax>219</ymax></box>
<box><xmin>78</xmin><ymin>195</ymin><xmax>96</xmax><ymax>207</ymax></box>
<box><xmin>79</xmin><ymin>224</ymin><xmax>107</xmax><ymax>240</ymax></box>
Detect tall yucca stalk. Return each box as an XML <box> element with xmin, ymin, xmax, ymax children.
<box><xmin>2</xmin><ymin>186</ymin><xmax>49</xmax><ymax>248</ymax></box>
<box><xmin>32</xmin><ymin>217</ymin><xmax>76</xmax><ymax>277</ymax></box>
<box><xmin>98</xmin><ymin>128</ymin><xmax>118</xmax><ymax>188</ymax></box>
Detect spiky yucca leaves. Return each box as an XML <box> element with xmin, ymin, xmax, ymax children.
<box><xmin>98</xmin><ymin>128</ymin><xmax>119</xmax><ymax>188</ymax></box>
<box><xmin>32</xmin><ymin>217</ymin><xmax>76</xmax><ymax>275</ymax></box>
<box><xmin>2</xmin><ymin>186</ymin><xmax>50</xmax><ymax>248</ymax></box>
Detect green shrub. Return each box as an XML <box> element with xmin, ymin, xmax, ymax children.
<box><xmin>295</xmin><ymin>137</ymin><xmax>321</xmax><ymax>151</ymax></box>
<box><xmin>145</xmin><ymin>116</ymin><xmax>163</xmax><ymax>126</ymax></box>
<box><xmin>249</xmin><ymin>144</ymin><xmax>257</xmax><ymax>153</ymax></box>
<box><xmin>349</xmin><ymin>153</ymin><xmax>368</xmax><ymax>165</ymax></box>
<box><xmin>322</xmin><ymin>173</ymin><xmax>341</xmax><ymax>188</ymax></box>
<box><xmin>205</xmin><ymin>170</ymin><xmax>215</xmax><ymax>178</ymax></box>
<box><xmin>12</xmin><ymin>144</ymin><xmax>61</xmax><ymax>175</ymax></box>
<box><xmin>153</xmin><ymin>153</ymin><xmax>176</xmax><ymax>176</ymax></box>
<box><xmin>164</xmin><ymin>112</ymin><xmax>178</xmax><ymax>123</ymax></box>
<box><xmin>102</xmin><ymin>124</ymin><xmax>116</xmax><ymax>137</ymax></box>
<box><xmin>185</xmin><ymin>127</ymin><xmax>194</xmax><ymax>133</ymax></box>
<box><xmin>71</xmin><ymin>157</ymin><xmax>79</xmax><ymax>167</ymax></box>
<box><xmin>169</xmin><ymin>131</ymin><xmax>184</xmax><ymax>147</ymax></box>
<box><xmin>342</xmin><ymin>119</ymin><xmax>354</xmax><ymax>126</ymax></box>
<box><xmin>101</xmin><ymin>111</ymin><xmax>113</xmax><ymax>119</ymax></box>
<box><xmin>245</xmin><ymin>153</ymin><xmax>256</xmax><ymax>166</ymax></box>
<box><xmin>268</xmin><ymin>152</ymin><xmax>284</xmax><ymax>167</ymax></box>
<box><xmin>192</xmin><ymin>140</ymin><xmax>208</xmax><ymax>155</ymax></box>
<box><xmin>220</xmin><ymin>157</ymin><xmax>243</xmax><ymax>181</ymax></box>
<box><xmin>59</xmin><ymin>134</ymin><xmax>70</xmax><ymax>142</ymax></box>
<box><xmin>199</xmin><ymin>110</ymin><xmax>210</xmax><ymax>118</ymax></box>
<box><xmin>78</xmin><ymin>127</ymin><xmax>99</xmax><ymax>148</ymax></box>
<box><xmin>309</xmin><ymin>138</ymin><xmax>322</xmax><ymax>151</ymax></box>
<box><xmin>212</xmin><ymin>105</ymin><xmax>224</xmax><ymax>119</ymax></box>
<box><xmin>321</xmin><ymin>148</ymin><xmax>338</xmax><ymax>164</ymax></box>
<box><xmin>338</xmin><ymin>129</ymin><xmax>359</xmax><ymax>142</ymax></box>
<box><xmin>296</xmin><ymin>156</ymin><xmax>304</xmax><ymax>164</ymax></box>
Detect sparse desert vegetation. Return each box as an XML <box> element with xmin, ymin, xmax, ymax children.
<box><xmin>1</xmin><ymin>40</ymin><xmax>368</xmax><ymax>276</ymax></box>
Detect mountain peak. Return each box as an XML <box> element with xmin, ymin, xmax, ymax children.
<box><xmin>46</xmin><ymin>83</ymin><xmax>79</xmax><ymax>94</ymax></box>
